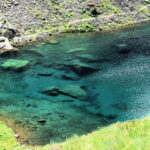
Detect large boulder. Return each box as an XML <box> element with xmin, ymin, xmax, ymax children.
<box><xmin>0</xmin><ymin>20</ymin><xmax>20</xmax><ymax>39</ymax></box>
<box><xmin>0</xmin><ymin>37</ymin><xmax>18</xmax><ymax>56</ymax></box>
<box><xmin>3</xmin><ymin>29</ymin><xmax>16</xmax><ymax>39</ymax></box>
<box><xmin>1</xmin><ymin>59</ymin><xmax>30</xmax><ymax>71</ymax></box>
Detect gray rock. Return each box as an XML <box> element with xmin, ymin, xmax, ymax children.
<box><xmin>3</xmin><ymin>29</ymin><xmax>15</xmax><ymax>39</ymax></box>
<box><xmin>0</xmin><ymin>37</ymin><xmax>18</xmax><ymax>56</ymax></box>
<box><xmin>147</xmin><ymin>5</ymin><xmax>150</xmax><ymax>10</ymax></box>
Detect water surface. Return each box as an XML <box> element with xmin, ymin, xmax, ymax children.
<box><xmin>0</xmin><ymin>22</ymin><xmax>150</xmax><ymax>145</ymax></box>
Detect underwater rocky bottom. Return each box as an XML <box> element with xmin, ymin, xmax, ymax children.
<box><xmin>0</xmin><ymin>22</ymin><xmax>150</xmax><ymax>145</ymax></box>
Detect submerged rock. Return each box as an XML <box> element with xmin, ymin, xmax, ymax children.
<box><xmin>58</xmin><ymin>85</ymin><xmax>88</xmax><ymax>101</ymax></box>
<box><xmin>62</xmin><ymin>72</ymin><xmax>80</xmax><ymax>80</ymax></box>
<box><xmin>37</xmin><ymin>70</ymin><xmax>53</xmax><ymax>77</ymax></box>
<box><xmin>40</xmin><ymin>86</ymin><xmax>59</xmax><ymax>96</ymax></box>
<box><xmin>106</xmin><ymin>114</ymin><xmax>117</xmax><ymax>120</ymax></box>
<box><xmin>112</xmin><ymin>102</ymin><xmax>128</xmax><ymax>111</ymax></box>
<box><xmin>24</xmin><ymin>49</ymin><xmax>45</xmax><ymax>57</ymax></box>
<box><xmin>95</xmin><ymin>113</ymin><xmax>105</xmax><ymax>117</ymax></box>
<box><xmin>76</xmin><ymin>54</ymin><xmax>99</xmax><ymax>62</ymax></box>
<box><xmin>48</xmin><ymin>40</ymin><xmax>59</xmax><ymax>45</ymax></box>
<box><xmin>71</xmin><ymin>61</ymin><xmax>99</xmax><ymax>76</ymax></box>
<box><xmin>66</xmin><ymin>48</ymin><xmax>86</xmax><ymax>53</ymax></box>
<box><xmin>116</xmin><ymin>43</ymin><xmax>130</xmax><ymax>54</ymax></box>
<box><xmin>37</xmin><ymin>119</ymin><xmax>46</xmax><ymax>124</ymax></box>
<box><xmin>117</xmin><ymin>43</ymin><xmax>127</xmax><ymax>49</ymax></box>
<box><xmin>41</xmin><ymin>85</ymin><xmax>88</xmax><ymax>101</ymax></box>
<box><xmin>1</xmin><ymin>59</ymin><xmax>30</xmax><ymax>71</ymax></box>
<box><xmin>0</xmin><ymin>37</ymin><xmax>18</xmax><ymax>56</ymax></box>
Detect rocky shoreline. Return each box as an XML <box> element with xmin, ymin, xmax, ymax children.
<box><xmin>0</xmin><ymin>0</ymin><xmax>150</xmax><ymax>47</ymax></box>
<box><xmin>11</xmin><ymin>18</ymin><xmax>150</xmax><ymax>47</ymax></box>
<box><xmin>1</xmin><ymin>18</ymin><xmax>150</xmax><ymax>48</ymax></box>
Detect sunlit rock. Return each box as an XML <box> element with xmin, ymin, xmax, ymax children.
<box><xmin>0</xmin><ymin>37</ymin><xmax>18</xmax><ymax>56</ymax></box>
<box><xmin>48</xmin><ymin>40</ymin><xmax>59</xmax><ymax>45</ymax></box>
<box><xmin>1</xmin><ymin>59</ymin><xmax>30</xmax><ymax>71</ymax></box>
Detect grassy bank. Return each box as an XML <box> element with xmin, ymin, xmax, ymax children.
<box><xmin>0</xmin><ymin>122</ymin><xmax>19</xmax><ymax>149</ymax></box>
<box><xmin>1</xmin><ymin>116</ymin><xmax>150</xmax><ymax>150</ymax></box>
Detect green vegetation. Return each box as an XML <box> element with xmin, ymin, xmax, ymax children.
<box><xmin>1</xmin><ymin>116</ymin><xmax>150</xmax><ymax>150</ymax></box>
<box><xmin>97</xmin><ymin>0</ymin><xmax>121</xmax><ymax>15</ymax></box>
<box><xmin>137</xmin><ymin>5</ymin><xmax>149</xmax><ymax>15</ymax></box>
<box><xmin>2</xmin><ymin>0</ymin><xmax>150</xmax><ymax>45</ymax></box>
<box><xmin>58</xmin><ymin>117</ymin><xmax>150</xmax><ymax>150</ymax></box>
<box><xmin>62</xmin><ymin>21</ymin><xmax>95</xmax><ymax>33</ymax></box>
<box><xmin>10</xmin><ymin>0</ymin><xmax>148</xmax><ymax>45</ymax></box>
<box><xmin>0</xmin><ymin>122</ymin><xmax>19</xmax><ymax>150</ymax></box>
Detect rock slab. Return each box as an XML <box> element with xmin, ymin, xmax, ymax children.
<box><xmin>1</xmin><ymin>59</ymin><xmax>30</xmax><ymax>71</ymax></box>
<box><xmin>59</xmin><ymin>85</ymin><xmax>88</xmax><ymax>101</ymax></box>
<box><xmin>71</xmin><ymin>62</ymin><xmax>99</xmax><ymax>76</ymax></box>
<box><xmin>41</xmin><ymin>85</ymin><xmax>88</xmax><ymax>101</ymax></box>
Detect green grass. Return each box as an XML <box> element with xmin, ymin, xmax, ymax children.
<box><xmin>0</xmin><ymin>116</ymin><xmax>150</xmax><ymax>150</ymax></box>
<box><xmin>53</xmin><ymin>117</ymin><xmax>150</xmax><ymax>150</ymax></box>
<box><xmin>0</xmin><ymin>122</ymin><xmax>19</xmax><ymax>150</ymax></box>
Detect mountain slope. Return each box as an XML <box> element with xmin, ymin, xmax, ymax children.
<box><xmin>0</xmin><ymin>0</ymin><xmax>150</xmax><ymax>45</ymax></box>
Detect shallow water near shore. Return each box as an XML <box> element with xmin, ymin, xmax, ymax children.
<box><xmin>0</xmin><ymin>22</ymin><xmax>150</xmax><ymax>145</ymax></box>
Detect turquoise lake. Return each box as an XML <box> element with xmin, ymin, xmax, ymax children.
<box><xmin>0</xmin><ymin>22</ymin><xmax>150</xmax><ymax>145</ymax></box>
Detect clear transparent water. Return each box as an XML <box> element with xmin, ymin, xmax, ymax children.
<box><xmin>0</xmin><ymin>22</ymin><xmax>150</xmax><ymax>145</ymax></box>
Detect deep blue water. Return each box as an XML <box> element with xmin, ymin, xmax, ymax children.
<box><xmin>0</xmin><ymin>22</ymin><xmax>150</xmax><ymax>145</ymax></box>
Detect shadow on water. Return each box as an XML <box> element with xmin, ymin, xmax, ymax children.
<box><xmin>0</xmin><ymin>22</ymin><xmax>150</xmax><ymax>145</ymax></box>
